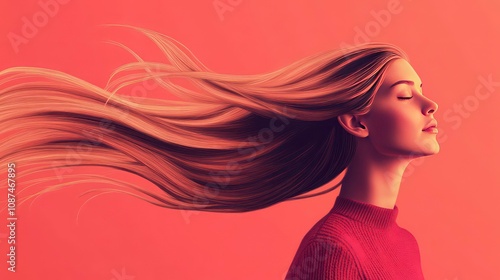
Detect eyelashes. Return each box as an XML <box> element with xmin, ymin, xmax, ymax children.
<box><xmin>397</xmin><ymin>96</ymin><xmax>413</xmax><ymax>100</ymax></box>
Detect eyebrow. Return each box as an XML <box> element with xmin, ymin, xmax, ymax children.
<box><xmin>390</xmin><ymin>80</ymin><xmax>423</xmax><ymax>88</ymax></box>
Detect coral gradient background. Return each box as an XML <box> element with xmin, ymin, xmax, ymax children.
<box><xmin>1</xmin><ymin>0</ymin><xmax>499</xmax><ymax>279</ymax></box>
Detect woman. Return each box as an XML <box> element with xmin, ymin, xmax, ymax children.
<box><xmin>0</xmin><ymin>26</ymin><xmax>436</xmax><ymax>279</ymax></box>
<box><xmin>284</xmin><ymin>57</ymin><xmax>436</xmax><ymax>279</ymax></box>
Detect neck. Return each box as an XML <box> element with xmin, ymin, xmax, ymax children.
<box><xmin>339</xmin><ymin>141</ymin><xmax>412</xmax><ymax>209</ymax></box>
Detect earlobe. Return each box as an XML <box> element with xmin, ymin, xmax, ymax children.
<box><xmin>337</xmin><ymin>114</ymin><xmax>369</xmax><ymax>138</ymax></box>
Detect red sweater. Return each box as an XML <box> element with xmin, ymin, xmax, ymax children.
<box><xmin>285</xmin><ymin>196</ymin><xmax>425</xmax><ymax>279</ymax></box>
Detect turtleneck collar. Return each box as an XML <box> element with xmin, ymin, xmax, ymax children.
<box><xmin>329</xmin><ymin>195</ymin><xmax>399</xmax><ymax>229</ymax></box>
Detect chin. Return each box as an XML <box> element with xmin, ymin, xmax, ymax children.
<box><xmin>411</xmin><ymin>145</ymin><xmax>440</xmax><ymax>157</ymax></box>
<box><xmin>377</xmin><ymin>140</ymin><xmax>440</xmax><ymax>158</ymax></box>
<box><xmin>414</xmin><ymin>136</ymin><xmax>440</xmax><ymax>156</ymax></box>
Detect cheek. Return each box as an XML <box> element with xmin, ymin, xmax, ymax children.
<box><xmin>367</xmin><ymin>108</ymin><xmax>417</xmax><ymax>144</ymax></box>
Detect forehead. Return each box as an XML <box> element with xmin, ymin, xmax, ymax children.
<box><xmin>378</xmin><ymin>59</ymin><xmax>422</xmax><ymax>93</ymax></box>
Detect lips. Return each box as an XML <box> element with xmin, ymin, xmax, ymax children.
<box><xmin>423</xmin><ymin>120</ymin><xmax>438</xmax><ymax>131</ymax></box>
<box><xmin>423</xmin><ymin>120</ymin><xmax>438</xmax><ymax>134</ymax></box>
<box><xmin>423</xmin><ymin>127</ymin><xmax>438</xmax><ymax>134</ymax></box>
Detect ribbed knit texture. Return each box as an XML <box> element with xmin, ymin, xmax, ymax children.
<box><xmin>285</xmin><ymin>196</ymin><xmax>425</xmax><ymax>279</ymax></box>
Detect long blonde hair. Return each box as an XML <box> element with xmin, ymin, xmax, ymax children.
<box><xmin>0</xmin><ymin>26</ymin><xmax>409</xmax><ymax>212</ymax></box>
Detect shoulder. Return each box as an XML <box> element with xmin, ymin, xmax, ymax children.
<box><xmin>396</xmin><ymin>226</ymin><xmax>422</xmax><ymax>253</ymax></box>
<box><xmin>291</xmin><ymin>211</ymin><xmax>368</xmax><ymax>262</ymax></box>
<box><xmin>285</xmin><ymin>239</ymin><xmax>363</xmax><ymax>280</ymax></box>
<box><xmin>285</xmin><ymin>214</ymin><xmax>365</xmax><ymax>279</ymax></box>
<box><xmin>301</xmin><ymin>211</ymin><xmax>363</xmax><ymax>245</ymax></box>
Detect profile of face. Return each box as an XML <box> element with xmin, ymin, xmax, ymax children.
<box><xmin>340</xmin><ymin>58</ymin><xmax>440</xmax><ymax>159</ymax></box>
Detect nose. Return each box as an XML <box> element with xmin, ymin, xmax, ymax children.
<box><xmin>422</xmin><ymin>96</ymin><xmax>438</xmax><ymax>115</ymax></box>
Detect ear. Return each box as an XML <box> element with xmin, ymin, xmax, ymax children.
<box><xmin>337</xmin><ymin>114</ymin><xmax>369</xmax><ymax>138</ymax></box>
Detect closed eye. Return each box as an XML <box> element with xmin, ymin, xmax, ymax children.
<box><xmin>398</xmin><ymin>96</ymin><xmax>413</xmax><ymax>100</ymax></box>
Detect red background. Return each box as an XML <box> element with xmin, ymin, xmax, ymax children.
<box><xmin>1</xmin><ymin>0</ymin><xmax>499</xmax><ymax>279</ymax></box>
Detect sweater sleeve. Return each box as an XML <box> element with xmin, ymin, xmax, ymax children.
<box><xmin>285</xmin><ymin>240</ymin><xmax>362</xmax><ymax>280</ymax></box>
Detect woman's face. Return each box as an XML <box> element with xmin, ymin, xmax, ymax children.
<box><xmin>360</xmin><ymin>58</ymin><xmax>439</xmax><ymax>158</ymax></box>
